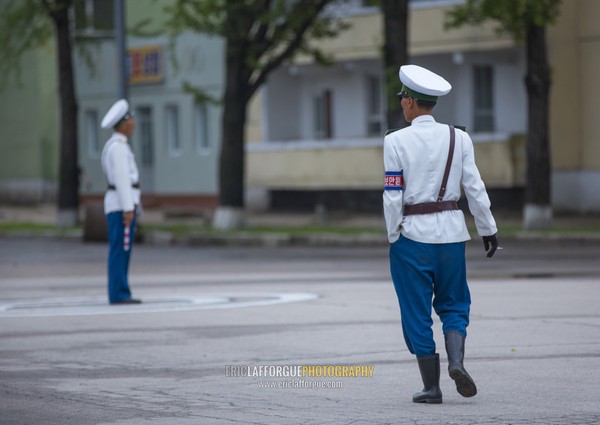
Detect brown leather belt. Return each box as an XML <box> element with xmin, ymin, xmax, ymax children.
<box><xmin>107</xmin><ymin>183</ymin><xmax>140</xmax><ymax>190</ymax></box>
<box><xmin>404</xmin><ymin>200</ymin><xmax>459</xmax><ymax>216</ymax></box>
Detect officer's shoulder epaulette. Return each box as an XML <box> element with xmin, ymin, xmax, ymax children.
<box><xmin>453</xmin><ymin>125</ymin><xmax>467</xmax><ymax>132</ymax></box>
<box><xmin>385</xmin><ymin>128</ymin><xmax>400</xmax><ymax>136</ymax></box>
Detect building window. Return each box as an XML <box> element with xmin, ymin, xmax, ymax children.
<box><xmin>313</xmin><ymin>89</ymin><xmax>333</xmax><ymax>139</ymax></box>
<box><xmin>195</xmin><ymin>103</ymin><xmax>210</xmax><ymax>153</ymax></box>
<box><xmin>74</xmin><ymin>0</ymin><xmax>114</xmax><ymax>37</ymax></box>
<box><xmin>137</xmin><ymin>107</ymin><xmax>154</xmax><ymax>168</ymax></box>
<box><xmin>473</xmin><ymin>65</ymin><xmax>495</xmax><ymax>133</ymax></box>
<box><xmin>165</xmin><ymin>105</ymin><xmax>181</xmax><ymax>155</ymax></box>
<box><xmin>85</xmin><ymin>110</ymin><xmax>99</xmax><ymax>157</ymax></box>
<box><xmin>135</xmin><ymin>107</ymin><xmax>155</xmax><ymax>192</ymax></box>
<box><xmin>366</xmin><ymin>75</ymin><xmax>383</xmax><ymax>136</ymax></box>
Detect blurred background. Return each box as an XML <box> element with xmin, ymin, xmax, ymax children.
<box><xmin>0</xmin><ymin>0</ymin><xmax>597</xmax><ymax>237</ymax></box>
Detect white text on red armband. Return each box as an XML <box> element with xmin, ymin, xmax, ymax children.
<box><xmin>384</xmin><ymin>171</ymin><xmax>404</xmax><ymax>190</ymax></box>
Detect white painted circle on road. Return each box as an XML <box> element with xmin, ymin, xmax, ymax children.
<box><xmin>0</xmin><ymin>292</ymin><xmax>319</xmax><ymax>317</ymax></box>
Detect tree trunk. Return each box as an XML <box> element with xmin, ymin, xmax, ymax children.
<box><xmin>51</xmin><ymin>0</ymin><xmax>79</xmax><ymax>227</ymax></box>
<box><xmin>381</xmin><ymin>0</ymin><xmax>409</xmax><ymax>130</ymax></box>
<box><xmin>523</xmin><ymin>23</ymin><xmax>552</xmax><ymax>229</ymax></box>
<box><xmin>213</xmin><ymin>38</ymin><xmax>249</xmax><ymax>229</ymax></box>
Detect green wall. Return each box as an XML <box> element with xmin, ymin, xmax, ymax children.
<box><xmin>0</xmin><ymin>40</ymin><xmax>59</xmax><ymax>202</ymax></box>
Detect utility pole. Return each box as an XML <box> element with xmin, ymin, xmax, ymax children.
<box><xmin>114</xmin><ymin>0</ymin><xmax>127</xmax><ymax>99</ymax></box>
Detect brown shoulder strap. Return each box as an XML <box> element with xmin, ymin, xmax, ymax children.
<box><xmin>437</xmin><ymin>125</ymin><xmax>455</xmax><ymax>202</ymax></box>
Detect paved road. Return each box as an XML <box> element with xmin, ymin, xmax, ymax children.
<box><xmin>1</xmin><ymin>236</ymin><xmax>599</xmax><ymax>424</ymax></box>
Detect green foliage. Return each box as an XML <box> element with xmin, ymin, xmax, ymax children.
<box><xmin>129</xmin><ymin>18</ymin><xmax>164</xmax><ymax>38</ymax></box>
<box><xmin>445</xmin><ymin>0</ymin><xmax>562</xmax><ymax>41</ymax></box>
<box><xmin>0</xmin><ymin>0</ymin><xmax>103</xmax><ymax>89</ymax></box>
<box><xmin>165</xmin><ymin>0</ymin><xmax>227</xmax><ymax>36</ymax></box>
<box><xmin>165</xmin><ymin>0</ymin><xmax>349</xmax><ymax>100</ymax></box>
<box><xmin>0</xmin><ymin>0</ymin><xmax>54</xmax><ymax>89</ymax></box>
<box><xmin>182</xmin><ymin>81</ymin><xmax>220</xmax><ymax>105</ymax></box>
<box><xmin>0</xmin><ymin>221</ymin><xmax>80</xmax><ymax>235</ymax></box>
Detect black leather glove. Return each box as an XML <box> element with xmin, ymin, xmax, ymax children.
<box><xmin>482</xmin><ymin>234</ymin><xmax>498</xmax><ymax>258</ymax></box>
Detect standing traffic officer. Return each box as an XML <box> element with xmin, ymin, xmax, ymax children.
<box><xmin>100</xmin><ymin>99</ymin><xmax>142</xmax><ymax>305</ymax></box>
<box><xmin>383</xmin><ymin>65</ymin><xmax>498</xmax><ymax>403</ymax></box>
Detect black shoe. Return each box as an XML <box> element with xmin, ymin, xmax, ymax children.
<box><xmin>445</xmin><ymin>331</ymin><xmax>477</xmax><ymax>397</ymax></box>
<box><xmin>412</xmin><ymin>353</ymin><xmax>443</xmax><ymax>403</ymax></box>
<box><xmin>111</xmin><ymin>298</ymin><xmax>142</xmax><ymax>305</ymax></box>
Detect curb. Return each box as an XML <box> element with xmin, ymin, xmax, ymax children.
<box><xmin>3</xmin><ymin>230</ymin><xmax>600</xmax><ymax>246</ymax></box>
<box><xmin>143</xmin><ymin>231</ymin><xmax>388</xmax><ymax>247</ymax></box>
<box><xmin>107</xmin><ymin>230</ymin><xmax>600</xmax><ymax>246</ymax></box>
<box><xmin>512</xmin><ymin>231</ymin><xmax>600</xmax><ymax>241</ymax></box>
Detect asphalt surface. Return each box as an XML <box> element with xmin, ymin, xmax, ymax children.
<box><xmin>1</xmin><ymin>236</ymin><xmax>599</xmax><ymax>424</ymax></box>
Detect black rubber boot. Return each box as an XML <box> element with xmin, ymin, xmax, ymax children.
<box><xmin>412</xmin><ymin>353</ymin><xmax>442</xmax><ymax>403</ymax></box>
<box><xmin>445</xmin><ymin>331</ymin><xmax>477</xmax><ymax>397</ymax></box>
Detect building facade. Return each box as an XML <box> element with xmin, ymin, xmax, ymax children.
<box><xmin>76</xmin><ymin>0</ymin><xmax>223</xmax><ymax>211</ymax></box>
<box><xmin>2</xmin><ymin>0</ymin><xmax>599</xmax><ymax>216</ymax></box>
<box><xmin>246</xmin><ymin>0</ymin><xmax>600</xmax><ymax>213</ymax></box>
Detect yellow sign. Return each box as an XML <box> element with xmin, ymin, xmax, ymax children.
<box><xmin>127</xmin><ymin>45</ymin><xmax>163</xmax><ymax>85</ymax></box>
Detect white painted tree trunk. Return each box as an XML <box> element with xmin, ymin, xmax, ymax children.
<box><xmin>523</xmin><ymin>204</ymin><xmax>552</xmax><ymax>230</ymax></box>
<box><xmin>212</xmin><ymin>206</ymin><xmax>245</xmax><ymax>230</ymax></box>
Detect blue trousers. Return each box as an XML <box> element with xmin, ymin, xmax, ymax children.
<box><xmin>389</xmin><ymin>235</ymin><xmax>470</xmax><ymax>357</ymax></box>
<box><xmin>106</xmin><ymin>211</ymin><xmax>137</xmax><ymax>303</ymax></box>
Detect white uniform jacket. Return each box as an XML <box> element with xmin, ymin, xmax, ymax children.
<box><xmin>101</xmin><ymin>133</ymin><xmax>141</xmax><ymax>214</ymax></box>
<box><xmin>383</xmin><ymin>115</ymin><xmax>497</xmax><ymax>244</ymax></box>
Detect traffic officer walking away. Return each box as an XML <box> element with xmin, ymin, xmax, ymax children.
<box><xmin>383</xmin><ymin>65</ymin><xmax>498</xmax><ymax>403</ymax></box>
<box><xmin>100</xmin><ymin>99</ymin><xmax>142</xmax><ymax>305</ymax></box>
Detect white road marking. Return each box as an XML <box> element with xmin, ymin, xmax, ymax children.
<box><xmin>0</xmin><ymin>292</ymin><xmax>319</xmax><ymax>317</ymax></box>
<box><xmin>0</xmin><ymin>271</ymin><xmax>382</xmax><ymax>287</ymax></box>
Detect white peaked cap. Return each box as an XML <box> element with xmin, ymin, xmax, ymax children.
<box><xmin>101</xmin><ymin>99</ymin><xmax>129</xmax><ymax>129</ymax></box>
<box><xmin>398</xmin><ymin>65</ymin><xmax>452</xmax><ymax>101</ymax></box>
